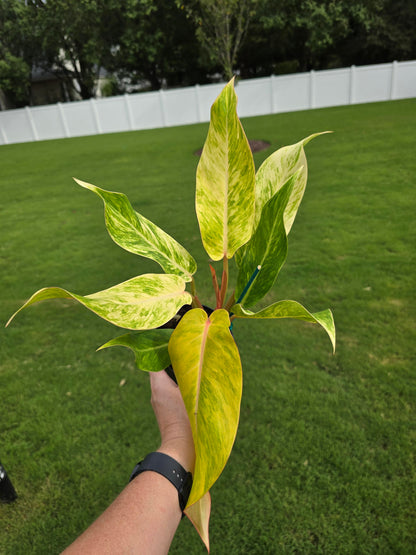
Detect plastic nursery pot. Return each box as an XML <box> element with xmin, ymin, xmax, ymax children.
<box><xmin>159</xmin><ymin>304</ymin><xmax>214</xmax><ymax>384</ymax></box>
<box><xmin>0</xmin><ymin>461</ymin><xmax>17</xmax><ymax>504</ymax></box>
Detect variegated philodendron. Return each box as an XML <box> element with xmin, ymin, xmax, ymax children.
<box><xmin>7</xmin><ymin>78</ymin><xmax>335</xmax><ymax>551</ymax></box>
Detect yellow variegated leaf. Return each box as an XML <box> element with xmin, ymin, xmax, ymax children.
<box><xmin>184</xmin><ymin>492</ymin><xmax>211</xmax><ymax>552</ymax></box>
<box><xmin>231</xmin><ymin>301</ymin><xmax>336</xmax><ymax>352</ymax></box>
<box><xmin>74</xmin><ymin>179</ymin><xmax>197</xmax><ymax>282</ymax></box>
<box><xmin>168</xmin><ymin>308</ymin><xmax>242</xmax><ymax>506</ymax></box>
<box><xmin>196</xmin><ymin>78</ymin><xmax>255</xmax><ymax>260</ymax></box>
<box><xmin>255</xmin><ymin>132</ymin><xmax>331</xmax><ymax>234</ymax></box>
<box><xmin>6</xmin><ymin>274</ymin><xmax>192</xmax><ymax>330</ymax></box>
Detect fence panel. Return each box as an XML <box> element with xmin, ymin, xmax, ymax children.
<box><xmin>61</xmin><ymin>101</ymin><xmax>98</xmax><ymax>138</ymax></box>
<box><xmin>127</xmin><ymin>91</ymin><xmax>164</xmax><ymax>130</ymax></box>
<box><xmin>95</xmin><ymin>96</ymin><xmax>130</xmax><ymax>134</ymax></box>
<box><xmin>31</xmin><ymin>104</ymin><xmax>66</xmax><ymax>141</ymax></box>
<box><xmin>355</xmin><ymin>63</ymin><xmax>392</xmax><ymax>103</ymax></box>
<box><xmin>237</xmin><ymin>77</ymin><xmax>272</xmax><ymax>117</ymax></box>
<box><xmin>273</xmin><ymin>72</ymin><xmax>310</xmax><ymax>113</ymax></box>
<box><xmin>163</xmin><ymin>87</ymin><xmax>199</xmax><ymax>126</ymax></box>
<box><xmin>395</xmin><ymin>60</ymin><xmax>416</xmax><ymax>99</ymax></box>
<box><xmin>0</xmin><ymin>108</ymin><xmax>34</xmax><ymax>144</ymax></box>
<box><xmin>1</xmin><ymin>61</ymin><xmax>415</xmax><ymax>146</ymax></box>
<box><xmin>314</xmin><ymin>68</ymin><xmax>350</xmax><ymax>108</ymax></box>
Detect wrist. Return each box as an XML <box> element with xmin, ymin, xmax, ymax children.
<box><xmin>157</xmin><ymin>441</ymin><xmax>195</xmax><ymax>474</ymax></box>
<box><xmin>130</xmin><ymin>452</ymin><xmax>193</xmax><ymax>513</ymax></box>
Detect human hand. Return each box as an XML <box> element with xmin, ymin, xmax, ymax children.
<box><xmin>150</xmin><ymin>370</ymin><xmax>195</xmax><ymax>473</ymax></box>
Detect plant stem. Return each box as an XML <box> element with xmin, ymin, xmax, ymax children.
<box><xmin>209</xmin><ymin>264</ymin><xmax>221</xmax><ymax>309</ymax></box>
<box><xmin>191</xmin><ymin>277</ymin><xmax>203</xmax><ymax>309</ymax></box>
<box><xmin>219</xmin><ymin>255</ymin><xmax>229</xmax><ymax>307</ymax></box>
<box><xmin>191</xmin><ymin>277</ymin><xmax>197</xmax><ymax>298</ymax></box>
<box><xmin>224</xmin><ymin>291</ymin><xmax>235</xmax><ymax>312</ymax></box>
<box><xmin>192</xmin><ymin>295</ymin><xmax>204</xmax><ymax>309</ymax></box>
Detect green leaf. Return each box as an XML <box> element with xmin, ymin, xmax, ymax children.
<box><xmin>74</xmin><ymin>178</ymin><xmax>197</xmax><ymax>281</ymax></box>
<box><xmin>195</xmin><ymin>78</ymin><xmax>255</xmax><ymax>260</ymax></box>
<box><xmin>168</xmin><ymin>308</ymin><xmax>242</xmax><ymax>506</ymax></box>
<box><xmin>231</xmin><ymin>301</ymin><xmax>336</xmax><ymax>352</ymax></box>
<box><xmin>235</xmin><ymin>171</ymin><xmax>299</xmax><ymax>307</ymax></box>
<box><xmin>255</xmin><ymin>132</ymin><xmax>330</xmax><ymax>234</ymax></box>
<box><xmin>97</xmin><ymin>329</ymin><xmax>173</xmax><ymax>372</ymax></box>
<box><xmin>7</xmin><ymin>274</ymin><xmax>192</xmax><ymax>331</ymax></box>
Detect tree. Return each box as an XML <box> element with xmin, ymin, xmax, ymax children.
<box><xmin>30</xmin><ymin>0</ymin><xmax>123</xmax><ymax>100</ymax></box>
<box><xmin>176</xmin><ymin>0</ymin><xmax>259</xmax><ymax>81</ymax></box>
<box><xmin>109</xmin><ymin>0</ymin><xmax>205</xmax><ymax>91</ymax></box>
<box><xmin>0</xmin><ymin>0</ymin><xmax>34</xmax><ymax>107</ymax></box>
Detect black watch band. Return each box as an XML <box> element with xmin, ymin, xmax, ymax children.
<box><xmin>129</xmin><ymin>452</ymin><xmax>193</xmax><ymax>512</ymax></box>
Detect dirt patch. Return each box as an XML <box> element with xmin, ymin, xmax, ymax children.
<box><xmin>194</xmin><ymin>139</ymin><xmax>270</xmax><ymax>156</ymax></box>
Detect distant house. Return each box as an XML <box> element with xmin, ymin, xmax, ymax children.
<box><xmin>0</xmin><ymin>65</ymin><xmax>110</xmax><ymax>110</ymax></box>
<box><xmin>30</xmin><ymin>67</ymin><xmax>70</xmax><ymax>106</ymax></box>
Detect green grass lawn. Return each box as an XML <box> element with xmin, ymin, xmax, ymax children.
<box><xmin>1</xmin><ymin>98</ymin><xmax>415</xmax><ymax>554</ymax></box>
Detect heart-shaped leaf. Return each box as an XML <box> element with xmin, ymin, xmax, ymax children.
<box><xmin>196</xmin><ymin>79</ymin><xmax>255</xmax><ymax>261</ymax></box>
<box><xmin>184</xmin><ymin>492</ymin><xmax>211</xmax><ymax>552</ymax></box>
<box><xmin>7</xmin><ymin>274</ymin><xmax>192</xmax><ymax>330</ymax></box>
<box><xmin>235</xmin><ymin>170</ymin><xmax>299</xmax><ymax>307</ymax></box>
<box><xmin>168</xmin><ymin>308</ymin><xmax>242</xmax><ymax>506</ymax></box>
<box><xmin>74</xmin><ymin>179</ymin><xmax>197</xmax><ymax>282</ymax></box>
<box><xmin>97</xmin><ymin>329</ymin><xmax>173</xmax><ymax>371</ymax></box>
<box><xmin>255</xmin><ymin>132</ymin><xmax>330</xmax><ymax>234</ymax></box>
<box><xmin>231</xmin><ymin>301</ymin><xmax>336</xmax><ymax>352</ymax></box>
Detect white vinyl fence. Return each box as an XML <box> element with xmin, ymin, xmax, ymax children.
<box><xmin>1</xmin><ymin>60</ymin><xmax>415</xmax><ymax>146</ymax></box>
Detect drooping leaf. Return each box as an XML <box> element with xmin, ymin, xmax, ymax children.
<box><xmin>255</xmin><ymin>132</ymin><xmax>331</xmax><ymax>234</ymax></box>
<box><xmin>97</xmin><ymin>329</ymin><xmax>173</xmax><ymax>371</ymax></box>
<box><xmin>74</xmin><ymin>179</ymin><xmax>197</xmax><ymax>281</ymax></box>
<box><xmin>231</xmin><ymin>301</ymin><xmax>336</xmax><ymax>352</ymax></box>
<box><xmin>184</xmin><ymin>492</ymin><xmax>211</xmax><ymax>552</ymax></box>
<box><xmin>6</xmin><ymin>274</ymin><xmax>192</xmax><ymax>330</ymax></box>
<box><xmin>235</xmin><ymin>171</ymin><xmax>299</xmax><ymax>307</ymax></box>
<box><xmin>195</xmin><ymin>79</ymin><xmax>255</xmax><ymax>261</ymax></box>
<box><xmin>168</xmin><ymin>308</ymin><xmax>242</xmax><ymax>506</ymax></box>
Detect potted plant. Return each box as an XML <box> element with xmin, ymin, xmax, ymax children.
<box><xmin>7</xmin><ymin>78</ymin><xmax>335</xmax><ymax>550</ymax></box>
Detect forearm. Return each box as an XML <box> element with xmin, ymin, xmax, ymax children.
<box><xmin>63</xmin><ymin>370</ymin><xmax>195</xmax><ymax>554</ymax></box>
<box><xmin>62</xmin><ymin>469</ymin><xmax>182</xmax><ymax>555</ymax></box>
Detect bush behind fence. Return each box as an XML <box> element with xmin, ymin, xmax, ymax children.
<box><xmin>1</xmin><ymin>61</ymin><xmax>415</xmax><ymax>146</ymax></box>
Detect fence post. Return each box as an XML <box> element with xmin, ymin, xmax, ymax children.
<box><xmin>124</xmin><ymin>94</ymin><xmax>134</xmax><ymax>130</ymax></box>
<box><xmin>270</xmin><ymin>75</ymin><xmax>276</xmax><ymax>113</ymax></box>
<box><xmin>0</xmin><ymin>116</ymin><xmax>8</xmax><ymax>145</ymax></box>
<box><xmin>390</xmin><ymin>60</ymin><xmax>398</xmax><ymax>100</ymax></box>
<box><xmin>25</xmin><ymin>106</ymin><xmax>39</xmax><ymax>141</ymax></box>
<box><xmin>159</xmin><ymin>89</ymin><xmax>167</xmax><ymax>127</ymax></box>
<box><xmin>309</xmin><ymin>70</ymin><xmax>316</xmax><ymax>108</ymax></box>
<box><xmin>195</xmin><ymin>84</ymin><xmax>203</xmax><ymax>122</ymax></box>
<box><xmin>57</xmin><ymin>102</ymin><xmax>70</xmax><ymax>138</ymax></box>
<box><xmin>349</xmin><ymin>65</ymin><xmax>356</xmax><ymax>104</ymax></box>
<box><xmin>90</xmin><ymin>98</ymin><xmax>102</xmax><ymax>134</ymax></box>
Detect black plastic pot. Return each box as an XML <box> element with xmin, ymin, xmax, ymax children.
<box><xmin>0</xmin><ymin>461</ymin><xmax>17</xmax><ymax>503</ymax></box>
<box><xmin>160</xmin><ymin>304</ymin><xmax>214</xmax><ymax>384</ymax></box>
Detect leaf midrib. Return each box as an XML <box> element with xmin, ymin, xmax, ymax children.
<box><xmin>102</xmin><ymin>191</ymin><xmax>191</xmax><ymax>278</ymax></box>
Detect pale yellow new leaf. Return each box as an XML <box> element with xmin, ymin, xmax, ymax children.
<box><xmin>196</xmin><ymin>79</ymin><xmax>255</xmax><ymax>260</ymax></box>
<box><xmin>255</xmin><ymin>132</ymin><xmax>331</xmax><ymax>234</ymax></box>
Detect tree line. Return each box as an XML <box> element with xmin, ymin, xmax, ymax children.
<box><xmin>1</xmin><ymin>0</ymin><xmax>415</xmax><ymax>108</ymax></box>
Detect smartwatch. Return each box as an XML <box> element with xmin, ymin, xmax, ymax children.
<box><xmin>129</xmin><ymin>452</ymin><xmax>193</xmax><ymax>512</ymax></box>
